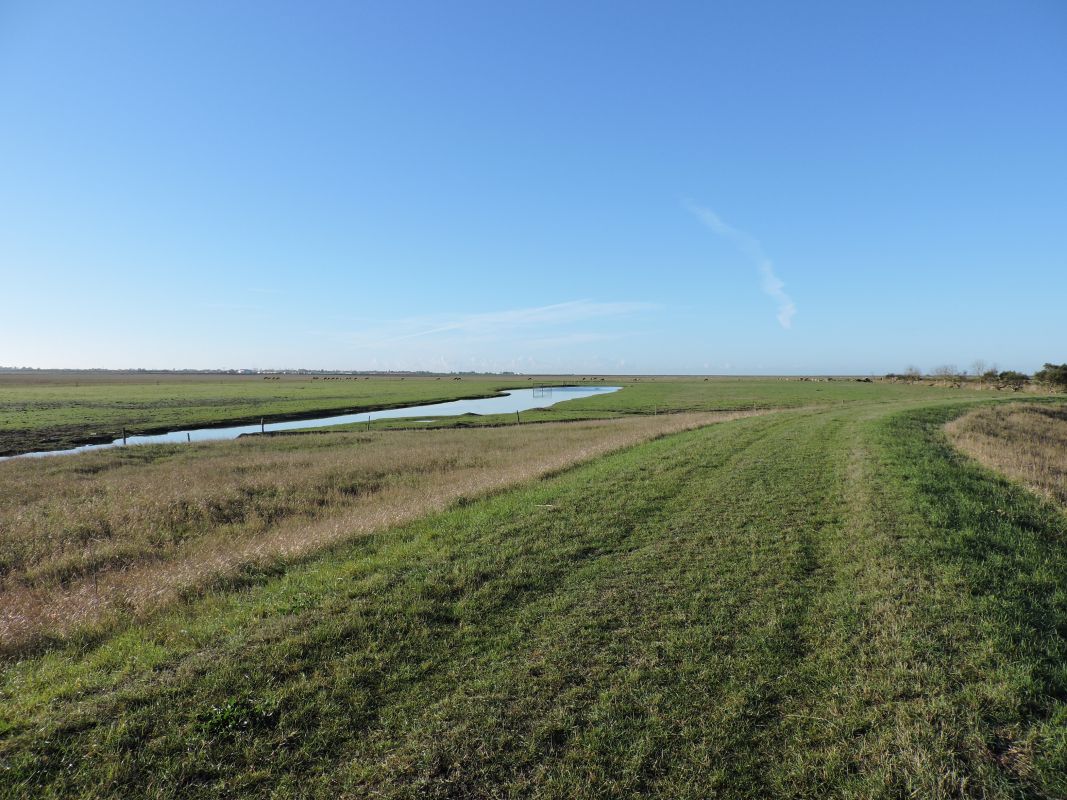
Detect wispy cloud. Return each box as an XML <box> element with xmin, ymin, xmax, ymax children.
<box><xmin>322</xmin><ymin>299</ymin><xmax>657</xmax><ymax>349</ymax></box>
<box><xmin>685</xmin><ymin>202</ymin><xmax>797</xmax><ymax>329</ymax></box>
<box><xmin>526</xmin><ymin>331</ymin><xmax>622</xmax><ymax>349</ymax></box>
<box><xmin>384</xmin><ymin>300</ymin><xmax>653</xmax><ymax>344</ymax></box>
<box><xmin>197</xmin><ymin>301</ymin><xmax>266</xmax><ymax>314</ymax></box>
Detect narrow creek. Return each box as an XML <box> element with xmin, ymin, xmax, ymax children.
<box><xmin>3</xmin><ymin>385</ymin><xmax>622</xmax><ymax>460</ymax></box>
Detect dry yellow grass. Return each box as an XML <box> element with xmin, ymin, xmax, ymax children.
<box><xmin>0</xmin><ymin>411</ymin><xmax>762</xmax><ymax>652</ymax></box>
<box><xmin>945</xmin><ymin>403</ymin><xmax>1067</xmax><ymax>507</ymax></box>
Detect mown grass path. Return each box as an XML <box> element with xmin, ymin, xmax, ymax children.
<box><xmin>3</xmin><ymin>399</ymin><xmax>1066</xmax><ymax>797</ymax></box>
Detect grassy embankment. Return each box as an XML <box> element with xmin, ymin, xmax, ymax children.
<box><xmin>4</xmin><ymin>379</ymin><xmax>1067</xmax><ymax>796</ymax></box>
<box><xmin>0</xmin><ymin>411</ymin><xmax>753</xmax><ymax>653</ymax></box>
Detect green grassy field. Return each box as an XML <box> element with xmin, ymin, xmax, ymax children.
<box><xmin>2</xmin><ymin>377</ymin><xmax>1066</xmax><ymax>797</ymax></box>
<box><xmin>0</xmin><ymin>372</ymin><xmax>523</xmax><ymax>456</ymax></box>
<box><xmin>307</xmin><ymin>376</ymin><xmax>983</xmax><ymax>431</ymax></box>
<box><xmin>0</xmin><ymin>372</ymin><xmax>996</xmax><ymax>454</ymax></box>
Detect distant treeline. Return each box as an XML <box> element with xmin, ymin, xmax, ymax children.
<box><xmin>886</xmin><ymin>362</ymin><xmax>1067</xmax><ymax>390</ymax></box>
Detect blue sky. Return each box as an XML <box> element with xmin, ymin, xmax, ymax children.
<box><xmin>2</xmin><ymin>1</ymin><xmax>1064</xmax><ymax>374</ymax></box>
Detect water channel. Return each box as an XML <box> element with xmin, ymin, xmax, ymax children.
<box><xmin>4</xmin><ymin>385</ymin><xmax>622</xmax><ymax>460</ymax></box>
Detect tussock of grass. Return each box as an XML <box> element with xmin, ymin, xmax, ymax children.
<box><xmin>946</xmin><ymin>402</ymin><xmax>1067</xmax><ymax>507</ymax></box>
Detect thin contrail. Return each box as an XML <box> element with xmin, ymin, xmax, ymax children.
<box><xmin>686</xmin><ymin>202</ymin><xmax>797</xmax><ymax>329</ymax></box>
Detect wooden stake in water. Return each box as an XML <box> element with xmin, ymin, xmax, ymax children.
<box><xmin>122</xmin><ymin>427</ymin><xmax>127</xmax><ymax>446</ymax></box>
<box><xmin>260</xmin><ymin>418</ymin><xmax>265</xmax><ymax>434</ymax></box>
<box><xmin>186</xmin><ymin>432</ymin><xmax>191</xmax><ymax>443</ymax></box>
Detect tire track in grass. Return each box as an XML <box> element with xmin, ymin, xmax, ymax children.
<box><xmin>764</xmin><ymin>403</ymin><xmax>1001</xmax><ymax>796</ymax></box>
<box><xmin>327</xmin><ymin>414</ymin><xmax>800</xmax><ymax>797</ymax></box>
<box><xmin>769</xmin><ymin>403</ymin><xmax>1067</xmax><ymax>798</ymax></box>
<box><xmin>328</xmin><ymin>410</ymin><xmax>848</xmax><ymax>798</ymax></box>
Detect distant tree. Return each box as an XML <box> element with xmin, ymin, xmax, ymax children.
<box><xmin>931</xmin><ymin>364</ymin><xmax>959</xmax><ymax>379</ymax></box>
<box><xmin>996</xmin><ymin>370</ymin><xmax>1029</xmax><ymax>389</ymax></box>
<box><xmin>1034</xmin><ymin>363</ymin><xmax>1067</xmax><ymax>390</ymax></box>
<box><xmin>971</xmin><ymin>359</ymin><xmax>988</xmax><ymax>378</ymax></box>
<box><xmin>903</xmin><ymin>365</ymin><xmax>922</xmax><ymax>380</ymax></box>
